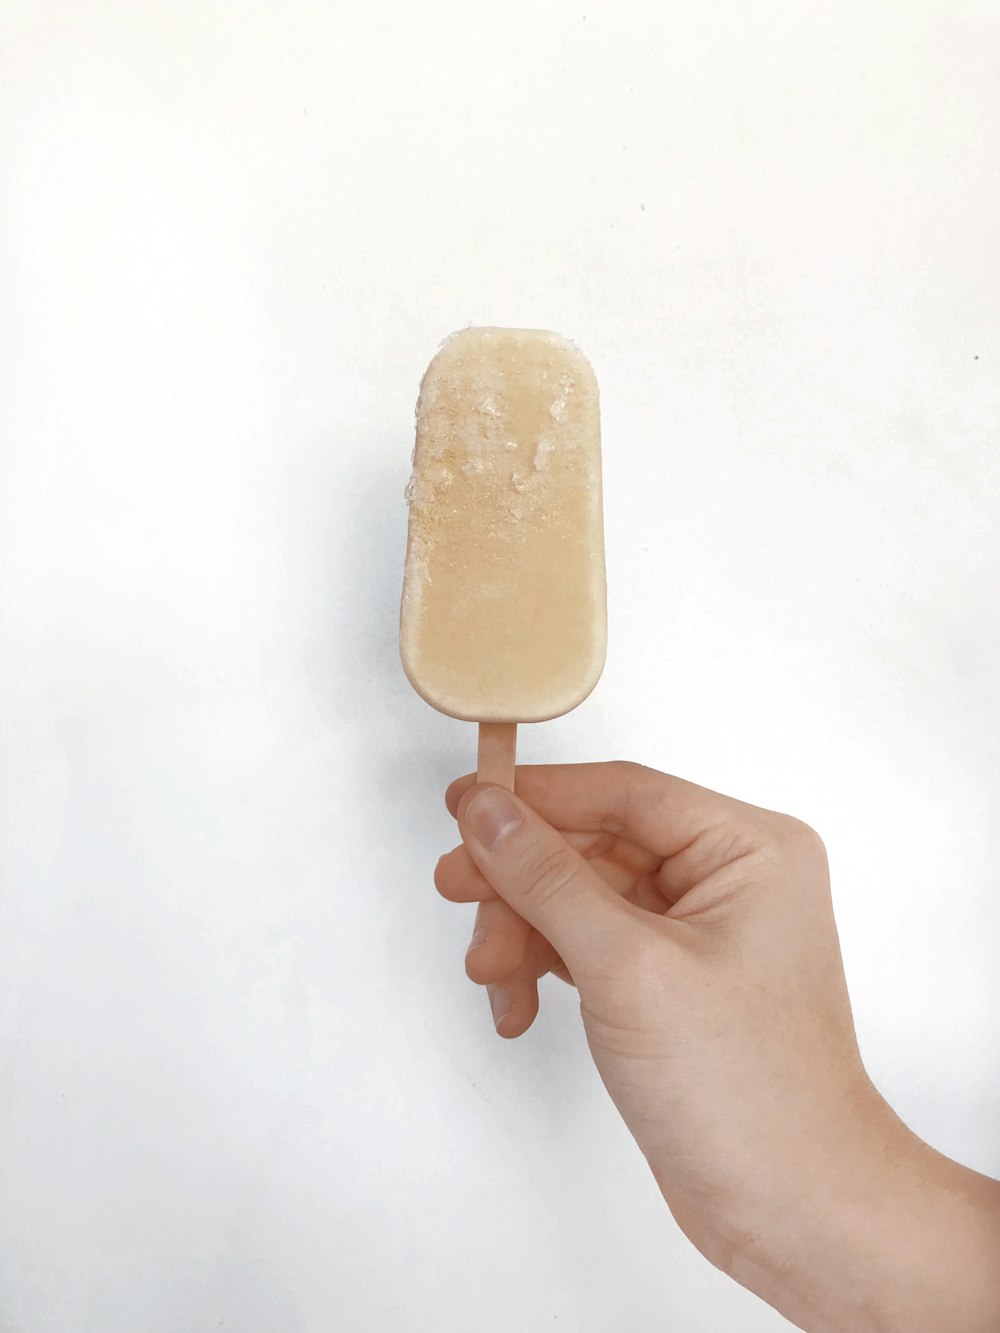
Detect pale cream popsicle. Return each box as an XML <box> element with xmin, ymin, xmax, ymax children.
<box><xmin>400</xmin><ymin>327</ymin><xmax>606</xmax><ymax>781</ymax></box>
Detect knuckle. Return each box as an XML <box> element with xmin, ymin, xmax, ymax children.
<box><xmin>773</xmin><ymin>814</ymin><xmax>827</xmax><ymax>858</ymax></box>
<box><xmin>465</xmin><ymin>951</ymin><xmax>495</xmax><ymax>984</ymax></box>
<box><xmin>608</xmin><ymin>758</ymin><xmax>643</xmax><ymax>778</ymax></box>
<box><xmin>434</xmin><ymin>855</ymin><xmax>472</xmax><ymax>902</ymax></box>
<box><xmin>433</xmin><ymin>857</ymin><xmax>457</xmax><ymax>900</ymax></box>
<box><xmin>607</xmin><ymin>758</ymin><xmax>653</xmax><ymax>789</ymax></box>
<box><xmin>521</xmin><ymin>845</ymin><xmax>578</xmax><ymax>909</ymax></box>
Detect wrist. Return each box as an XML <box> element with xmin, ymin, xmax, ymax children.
<box><xmin>722</xmin><ymin>1086</ymin><xmax>1000</xmax><ymax>1333</ymax></box>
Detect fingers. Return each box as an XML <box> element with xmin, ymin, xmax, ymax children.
<box><xmin>455</xmin><ymin>783</ymin><xmax>646</xmax><ymax>980</ymax></box>
<box><xmin>435</xmin><ymin>832</ymin><xmax>653</xmax><ymax>904</ymax></box>
<box><xmin>525</xmin><ymin>931</ymin><xmax>575</xmax><ymax>986</ymax></box>
<box><xmin>479</xmin><ymin>931</ymin><xmax>569</xmax><ymax>1039</ymax></box>
<box><xmin>485</xmin><ymin>960</ymin><xmax>539</xmax><ymax>1039</ymax></box>
<box><xmin>446</xmin><ymin>762</ymin><xmax>762</xmax><ymax>861</ymax></box>
<box><xmin>464</xmin><ymin>898</ymin><xmax>531</xmax><ymax>984</ymax></box>
<box><xmin>464</xmin><ymin>911</ymin><xmax>569</xmax><ymax>987</ymax></box>
<box><xmin>435</xmin><ymin>845</ymin><xmax>497</xmax><ymax>903</ymax></box>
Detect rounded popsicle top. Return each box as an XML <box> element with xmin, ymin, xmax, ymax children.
<box><xmin>400</xmin><ymin>326</ymin><xmax>606</xmax><ymax>723</ymax></box>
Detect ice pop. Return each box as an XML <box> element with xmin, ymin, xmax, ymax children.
<box><xmin>400</xmin><ymin>327</ymin><xmax>606</xmax><ymax>788</ymax></box>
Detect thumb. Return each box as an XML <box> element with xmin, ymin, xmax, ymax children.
<box><xmin>456</xmin><ymin>784</ymin><xmax>639</xmax><ymax>980</ymax></box>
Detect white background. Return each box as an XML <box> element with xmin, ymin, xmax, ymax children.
<box><xmin>2</xmin><ymin>2</ymin><xmax>999</xmax><ymax>1330</ymax></box>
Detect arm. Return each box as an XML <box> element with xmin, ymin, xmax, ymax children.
<box><xmin>436</xmin><ymin>762</ymin><xmax>1000</xmax><ymax>1333</ymax></box>
<box><xmin>723</xmin><ymin>1097</ymin><xmax>1000</xmax><ymax>1333</ymax></box>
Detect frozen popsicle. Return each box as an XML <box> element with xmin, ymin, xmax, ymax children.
<box><xmin>400</xmin><ymin>327</ymin><xmax>606</xmax><ymax>788</ymax></box>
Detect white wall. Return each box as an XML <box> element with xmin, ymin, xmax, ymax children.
<box><xmin>1</xmin><ymin>2</ymin><xmax>998</xmax><ymax>1329</ymax></box>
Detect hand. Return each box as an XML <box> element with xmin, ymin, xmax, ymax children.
<box><xmin>435</xmin><ymin>762</ymin><xmax>1000</xmax><ymax>1333</ymax></box>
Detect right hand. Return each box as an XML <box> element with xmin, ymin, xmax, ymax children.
<box><xmin>434</xmin><ymin>762</ymin><xmax>955</xmax><ymax>1332</ymax></box>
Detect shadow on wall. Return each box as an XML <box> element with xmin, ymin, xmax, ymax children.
<box><xmin>318</xmin><ymin>436</ymin><xmax>466</xmax><ymax>857</ymax></box>
<box><xmin>346</xmin><ymin>445</ymin><xmax>464</xmax><ymax>800</ymax></box>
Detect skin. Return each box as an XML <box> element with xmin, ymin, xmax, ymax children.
<box><xmin>434</xmin><ymin>762</ymin><xmax>1000</xmax><ymax>1333</ymax></box>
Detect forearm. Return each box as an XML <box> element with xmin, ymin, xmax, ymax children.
<box><xmin>727</xmin><ymin>1106</ymin><xmax>1000</xmax><ymax>1333</ymax></box>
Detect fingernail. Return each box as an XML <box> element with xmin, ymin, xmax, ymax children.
<box><xmin>466</xmin><ymin>920</ymin><xmax>488</xmax><ymax>955</ymax></box>
<box><xmin>464</xmin><ymin>789</ymin><xmax>522</xmax><ymax>850</ymax></box>
<box><xmin>489</xmin><ymin>985</ymin><xmax>513</xmax><ymax>1029</ymax></box>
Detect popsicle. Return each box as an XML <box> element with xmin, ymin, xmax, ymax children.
<box><xmin>400</xmin><ymin>327</ymin><xmax>606</xmax><ymax>789</ymax></box>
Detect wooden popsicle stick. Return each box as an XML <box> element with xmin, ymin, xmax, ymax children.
<box><xmin>477</xmin><ymin>722</ymin><xmax>517</xmax><ymax>791</ymax></box>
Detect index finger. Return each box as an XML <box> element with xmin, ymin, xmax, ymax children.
<box><xmin>445</xmin><ymin>761</ymin><xmax>763</xmax><ymax>861</ymax></box>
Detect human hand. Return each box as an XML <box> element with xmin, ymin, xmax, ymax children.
<box><xmin>434</xmin><ymin>762</ymin><xmax>1000</xmax><ymax>1333</ymax></box>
